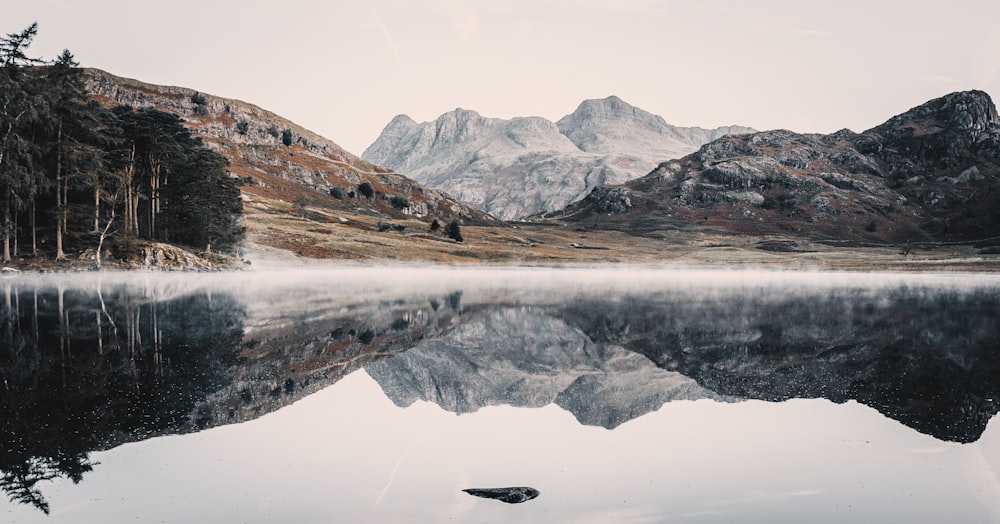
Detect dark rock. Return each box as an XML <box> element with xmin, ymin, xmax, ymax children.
<box><xmin>585</xmin><ymin>186</ymin><xmax>633</xmax><ymax>214</ymax></box>
<box><xmin>463</xmin><ymin>487</ymin><xmax>540</xmax><ymax>504</ymax></box>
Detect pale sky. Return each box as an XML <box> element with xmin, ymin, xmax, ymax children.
<box><xmin>7</xmin><ymin>0</ymin><xmax>1000</xmax><ymax>155</ymax></box>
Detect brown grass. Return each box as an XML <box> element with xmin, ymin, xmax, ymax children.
<box><xmin>242</xmin><ymin>191</ymin><xmax>1000</xmax><ymax>271</ymax></box>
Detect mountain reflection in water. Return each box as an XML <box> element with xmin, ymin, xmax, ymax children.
<box><xmin>367</xmin><ymin>284</ymin><xmax>1000</xmax><ymax>442</ymax></box>
<box><xmin>2</xmin><ymin>268</ymin><xmax>999</xmax><ymax>519</ymax></box>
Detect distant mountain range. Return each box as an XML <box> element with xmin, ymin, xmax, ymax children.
<box><xmin>549</xmin><ymin>90</ymin><xmax>1000</xmax><ymax>244</ymax></box>
<box><xmin>83</xmin><ymin>66</ymin><xmax>1000</xmax><ymax>254</ymax></box>
<box><xmin>363</xmin><ymin>97</ymin><xmax>754</xmax><ymax>220</ymax></box>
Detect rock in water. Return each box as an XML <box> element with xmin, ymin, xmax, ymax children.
<box><xmin>462</xmin><ymin>487</ymin><xmax>540</xmax><ymax>504</ymax></box>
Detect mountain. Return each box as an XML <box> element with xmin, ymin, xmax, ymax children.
<box><xmin>556</xmin><ymin>95</ymin><xmax>754</xmax><ymax>160</ymax></box>
<box><xmin>549</xmin><ymin>91</ymin><xmax>1000</xmax><ymax>245</ymax></box>
<box><xmin>363</xmin><ymin>97</ymin><xmax>753</xmax><ymax>220</ymax></box>
<box><xmin>82</xmin><ymin>69</ymin><xmax>499</xmax><ymax>261</ymax></box>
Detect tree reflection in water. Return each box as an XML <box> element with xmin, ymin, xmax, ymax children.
<box><xmin>0</xmin><ymin>282</ymin><xmax>245</xmax><ymax>513</ymax></box>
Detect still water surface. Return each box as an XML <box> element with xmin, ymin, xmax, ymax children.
<box><xmin>2</xmin><ymin>267</ymin><xmax>1000</xmax><ymax>522</ymax></box>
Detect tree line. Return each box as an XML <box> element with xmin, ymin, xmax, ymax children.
<box><xmin>0</xmin><ymin>24</ymin><xmax>244</xmax><ymax>265</ymax></box>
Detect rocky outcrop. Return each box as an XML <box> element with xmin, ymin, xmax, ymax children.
<box><xmin>552</xmin><ymin>91</ymin><xmax>1000</xmax><ymax>244</ymax></box>
<box><xmin>363</xmin><ymin>97</ymin><xmax>752</xmax><ymax>220</ymax></box>
<box><xmin>127</xmin><ymin>243</ymin><xmax>238</xmax><ymax>271</ymax></box>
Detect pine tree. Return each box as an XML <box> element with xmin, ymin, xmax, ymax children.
<box><xmin>42</xmin><ymin>50</ymin><xmax>105</xmax><ymax>259</ymax></box>
<box><xmin>0</xmin><ymin>23</ymin><xmax>44</xmax><ymax>262</ymax></box>
<box><xmin>110</xmin><ymin>106</ymin><xmax>189</xmax><ymax>241</ymax></box>
<box><xmin>160</xmin><ymin>147</ymin><xmax>244</xmax><ymax>252</ymax></box>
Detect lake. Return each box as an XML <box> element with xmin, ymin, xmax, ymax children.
<box><xmin>2</xmin><ymin>267</ymin><xmax>1000</xmax><ymax>523</ymax></box>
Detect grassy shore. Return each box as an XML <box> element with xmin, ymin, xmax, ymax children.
<box><xmin>244</xmin><ymin>202</ymin><xmax>1000</xmax><ymax>272</ymax></box>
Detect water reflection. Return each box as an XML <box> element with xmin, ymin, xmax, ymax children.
<box><xmin>0</xmin><ymin>282</ymin><xmax>244</xmax><ymax>513</ymax></box>
<box><xmin>1</xmin><ymin>268</ymin><xmax>999</xmax><ymax>519</ymax></box>
<box><xmin>367</xmin><ymin>284</ymin><xmax>1000</xmax><ymax>442</ymax></box>
<box><xmin>367</xmin><ymin>306</ymin><xmax>732</xmax><ymax>429</ymax></box>
<box><xmin>1</xmin><ymin>274</ymin><xmax>477</xmax><ymax>513</ymax></box>
<box><xmin>552</xmin><ymin>286</ymin><xmax>1000</xmax><ymax>443</ymax></box>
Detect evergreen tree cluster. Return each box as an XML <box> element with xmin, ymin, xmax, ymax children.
<box><xmin>0</xmin><ymin>24</ymin><xmax>244</xmax><ymax>264</ymax></box>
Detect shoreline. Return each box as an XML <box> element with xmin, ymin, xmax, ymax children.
<box><xmin>4</xmin><ymin>226</ymin><xmax>1000</xmax><ymax>275</ymax></box>
<box><xmin>4</xmin><ymin>247</ymin><xmax>1000</xmax><ymax>275</ymax></box>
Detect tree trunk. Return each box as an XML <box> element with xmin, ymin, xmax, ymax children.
<box><xmin>149</xmin><ymin>166</ymin><xmax>156</xmax><ymax>240</ymax></box>
<box><xmin>62</xmin><ymin>175</ymin><xmax>68</xmax><ymax>235</ymax></box>
<box><xmin>95</xmin><ymin>215</ymin><xmax>113</xmax><ymax>269</ymax></box>
<box><xmin>122</xmin><ymin>143</ymin><xmax>136</xmax><ymax>238</ymax></box>
<box><xmin>30</xmin><ymin>198</ymin><xmax>36</xmax><ymax>256</ymax></box>
<box><xmin>55</xmin><ymin>120</ymin><xmax>65</xmax><ymax>260</ymax></box>
<box><xmin>93</xmin><ymin>186</ymin><xmax>100</xmax><ymax>233</ymax></box>
<box><xmin>148</xmin><ymin>148</ymin><xmax>163</xmax><ymax>241</ymax></box>
<box><xmin>2</xmin><ymin>191</ymin><xmax>11</xmax><ymax>263</ymax></box>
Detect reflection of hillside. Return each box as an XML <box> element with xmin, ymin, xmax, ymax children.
<box><xmin>0</xmin><ymin>281</ymin><xmax>469</xmax><ymax>514</ymax></box>
<box><xmin>193</xmin><ymin>290</ymin><xmax>469</xmax><ymax>427</ymax></box>
<box><xmin>553</xmin><ymin>287</ymin><xmax>1000</xmax><ymax>443</ymax></box>
<box><xmin>366</xmin><ymin>307</ymin><xmax>728</xmax><ymax>429</ymax></box>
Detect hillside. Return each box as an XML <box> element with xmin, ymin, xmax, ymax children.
<box><xmin>82</xmin><ymin>69</ymin><xmax>500</xmax><ymax>261</ymax></box>
<box><xmin>363</xmin><ymin>97</ymin><xmax>753</xmax><ymax>220</ymax></box>
<box><xmin>548</xmin><ymin>91</ymin><xmax>1000</xmax><ymax>246</ymax></box>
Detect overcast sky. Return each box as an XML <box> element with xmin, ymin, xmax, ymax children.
<box><xmin>8</xmin><ymin>0</ymin><xmax>1000</xmax><ymax>155</ymax></box>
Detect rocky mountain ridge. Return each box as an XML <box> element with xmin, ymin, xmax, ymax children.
<box><xmin>363</xmin><ymin>97</ymin><xmax>753</xmax><ymax>220</ymax></box>
<box><xmin>551</xmin><ymin>90</ymin><xmax>1000</xmax><ymax>245</ymax></box>
<box><xmin>556</xmin><ymin>95</ymin><xmax>753</xmax><ymax>159</ymax></box>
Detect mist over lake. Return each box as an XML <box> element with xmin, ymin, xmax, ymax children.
<box><xmin>3</xmin><ymin>267</ymin><xmax>1000</xmax><ymax>522</ymax></box>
